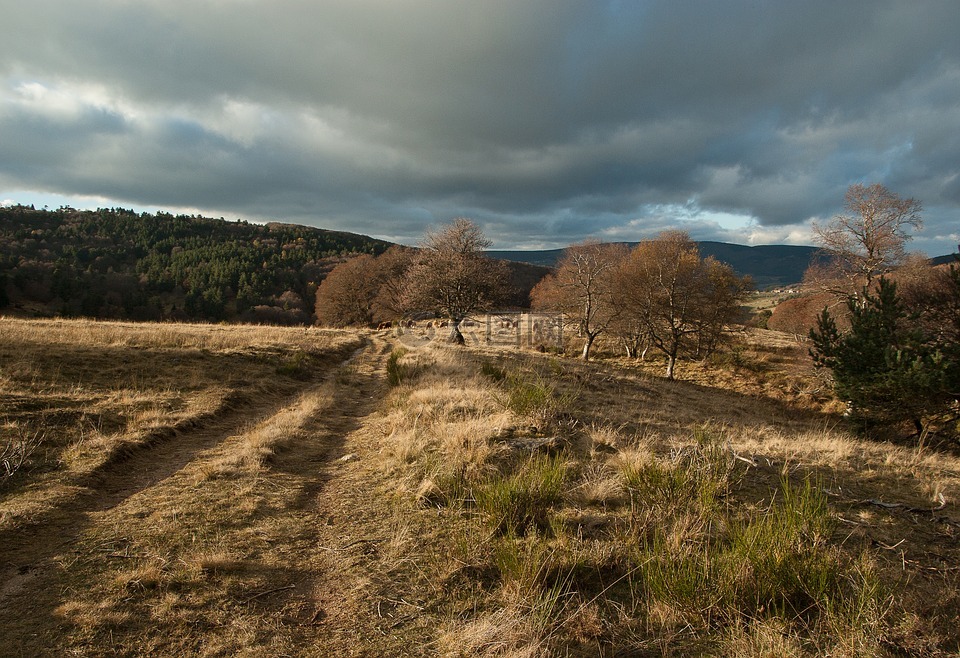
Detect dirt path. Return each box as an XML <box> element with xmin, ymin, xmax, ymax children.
<box><xmin>273</xmin><ymin>339</ymin><xmax>441</xmax><ymax>657</ymax></box>
<box><xmin>0</xmin><ymin>334</ymin><xmax>439</xmax><ymax>656</ymax></box>
<box><xmin>0</xmin><ymin>366</ymin><xmax>332</xmax><ymax>597</ymax></box>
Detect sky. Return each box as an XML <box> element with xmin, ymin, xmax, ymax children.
<box><xmin>2</xmin><ymin>1</ymin><xmax>959</xmax><ymax>255</ymax></box>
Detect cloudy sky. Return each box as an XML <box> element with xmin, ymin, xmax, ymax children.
<box><xmin>2</xmin><ymin>1</ymin><xmax>959</xmax><ymax>254</ymax></box>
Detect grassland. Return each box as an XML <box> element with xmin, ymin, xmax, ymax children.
<box><xmin>1</xmin><ymin>317</ymin><xmax>958</xmax><ymax>656</ymax></box>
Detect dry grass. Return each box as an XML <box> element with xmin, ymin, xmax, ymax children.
<box><xmin>383</xmin><ymin>337</ymin><xmax>960</xmax><ymax>656</ymax></box>
<box><xmin>379</xmin><ymin>347</ymin><xmax>513</xmax><ymax>495</ymax></box>
<box><xmin>2</xmin><ymin>319</ymin><xmax>959</xmax><ymax>656</ymax></box>
<box><xmin>1</xmin><ymin>317</ymin><xmax>369</xmax><ymax>656</ymax></box>
<box><xmin>0</xmin><ymin>315</ymin><xmax>342</xmax><ymax>351</ymax></box>
<box><xmin>195</xmin><ymin>381</ymin><xmax>339</xmax><ymax>480</ymax></box>
<box><xmin>50</xmin><ymin>438</ymin><xmax>315</xmax><ymax>655</ymax></box>
<box><xmin>0</xmin><ymin>316</ymin><xmax>360</xmax><ymax>534</ymax></box>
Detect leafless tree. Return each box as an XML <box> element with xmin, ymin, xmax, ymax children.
<box><xmin>403</xmin><ymin>218</ymin><xmax>508</xmax><ymax>343</ymax></box>
<box><xmin>369</xmin><ymin>246</ymin><xmax>415</xmax><ymax>324</ymax></box>
<box><xmin>690</xmin><ymin>258</ymin><xmax>752</xmax><ymax>358</ymax></box>
<box><xmin>768</xmin><ymin>291</ymin><xmax>847</xmax><ymax>340</ymax></box>
<box><xmin>809</xmin><ymin>183</ymin><xmax>923</xmax><ymax>298</ymax></box>
<box><xmin>897</xmin><ymin>256</ymin><xmax>960</xmax><ymax>348</ymax></box>
<box><xmin>530</xmin><ymin>241</ymin><xmax>628</xmax><ymax>360</ymax></box>
<box><xmin>618</xmin><ymin>231</ymin><xmax>749</xmax><ymax>380</ymax></box>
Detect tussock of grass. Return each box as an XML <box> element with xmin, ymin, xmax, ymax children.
<box><xmin>380</xmin><ymin>345</ymin><xmax>515</xmax><ymax>503</ymax></box>
<box><xmin>495</xmin><ymin>368</ymin><xmax>576</xmax><ymax>431</ymax></box>
<box><xmin>387</xmin><ymin>347</ymin><xmax>410</xmax><ymax>386</ymax></box>
<box><xmin>474</xmin><ymin>455</ymin><xmax>567</xmax><ymax>536</ymax></box>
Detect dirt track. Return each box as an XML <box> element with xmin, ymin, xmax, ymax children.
<box><xmin>0</xmin><ymin>334</ymin><xmax>429</xmax><ymax>656</ymax></box>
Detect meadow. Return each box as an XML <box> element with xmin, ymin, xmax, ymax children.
<box><xmin>1</xmin><ymin>317</ymin><xmax>958</xmax><ymax>656</ymax></box>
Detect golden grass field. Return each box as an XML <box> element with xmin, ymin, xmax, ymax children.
<box><xmin>1</xmin><ymin>317</ymin><xmax>958</xmax><ymax>656</ymax></box>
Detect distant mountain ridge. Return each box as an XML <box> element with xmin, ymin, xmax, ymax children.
<box><xmin>488</xmin><ymin>242</ymin><xmax>821</xmax><ymax>288</ymax></box>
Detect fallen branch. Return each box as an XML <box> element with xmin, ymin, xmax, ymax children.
<box><xmin>860</xmin><ymin>493</ymin><xmax>947</xmax><ymax>515</ymax></box>
<box><xmin>729</xmin><ymin>449</ymin><xmax>757</xmax><ymax>467</ymax></box>
<box><xmin>319</xmin><ymin>538</ymin><xmax>384</xmax><ymax>553</ymax></box>
<box><xmin>243</xmin><ymin>584</ymin><xmax>296</xmax><ymax>603</ymax></box>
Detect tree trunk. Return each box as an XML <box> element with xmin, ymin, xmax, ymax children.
<box><xmin>581</xmin><ymin>334</ymin><xmax>595</xmax><ymax>360</ymax></box>
<box><xmin>448</xmin><ymin>319</ymin><xmax>465</xmax><ymax>344</ymax></box>
<box><xmin>665</xmin><ymin>353</ymin><xmax>677</xmax><ymax>380</ymax></box>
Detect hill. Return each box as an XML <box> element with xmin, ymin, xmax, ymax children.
<box><xmin>490</xmin><ymin>242</ymin><xmax>821</xmax><ymax>288</ymax></box>
<box><xmin>1</xmin><ymin>206</ymin><xmax>946</xmax><ymax>323</ymax></box>
<box><xmin>0</xmin><ymin>206</ymin><xmax>551</xmax><ymax>322</ymax></box>
<box><xmin>932</xmin><ymin>252</ymin><xmax>959</xmax><ymax>266</ymax></box>
<box><xmin>0</xmin><ymin>205</ymin><xmax>393</xmax><ymax>323</ymax></box>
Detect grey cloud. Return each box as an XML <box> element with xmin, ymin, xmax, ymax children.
<box><xmin>2</xmin><ymin>1</ymin><xmax>959</xmax><ymax>253</ymax></box>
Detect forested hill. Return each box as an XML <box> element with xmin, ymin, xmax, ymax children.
<box><xmin>0</xmin><ymin>205</ymin><xmax>392</xmax><ymax>323</ymax></box>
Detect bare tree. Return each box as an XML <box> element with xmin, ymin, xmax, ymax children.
<box><xmin>530</xmin><ymin>241</ymin><xmax>628</xmax><ymax>360</ymax></box>
<box><xmin>403</xmin><ymin>218</ymin><xmax>508</xmax><ymax>343</ymax></box>
<box><xmin>618</xmin><ymin>231</ymin><xmax>749</xmax><ymax>380</ymax></box>
<box><xmin>768</xmin><ymin>291</ymin><xmax>847</xmax><ymax>340</ymax></box>
<box><xmin>809</xmin><ymin>183</ymin><xmax>923</xmax><ymax>298</ymax></box>
<box><xmin>369</xmin><ymin>245</ymin><xmax>415</xmax><ymax>324</ymax></box>
<box><xmin>691</xmin><ymin>258</ymin><xmax>752</xmax><ymax>358</ymax></box>
<box><xmin>897</xmin><ymin>255</ymin><xmax>960</xmax><ymax>350</ymax></box>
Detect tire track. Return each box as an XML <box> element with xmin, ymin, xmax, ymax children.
<box><xmin>0</xmin><ymin>341</ymin><xmax>368</xmax><ymax>608</ymax></box>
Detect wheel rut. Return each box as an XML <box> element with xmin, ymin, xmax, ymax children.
<box><xmin>0</xmin><ymin>335</ymin><xmax>410</xmax><ymax>656</ymax></box>
<box><xmin>0</xmin><ymin>340</ymin><xmax>373</xmax><ymax>607</ymax></box>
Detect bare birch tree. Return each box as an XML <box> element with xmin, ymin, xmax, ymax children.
<box><xmin>530</xmin><ymin>241</ymin><xmax>628</xmax><ymax>361</ymax></box>
<box><xmin>809</xmin><ymin>183</ymin><xmax>922</xmax><ymax>299</ymax></box>
<box><xmin>314</xmin><ymin>246</ymin><xmax>414</xmax><ymax>327</ymax></box>
<box><xmin>403</xmin><ymin>218</ymin><xmax>508</xmax><ymax>343</ymax></box>
<box><xmin>618</xmin><ymin>231</ymin><xmax>749</xmax><ymax>379</ymax></box>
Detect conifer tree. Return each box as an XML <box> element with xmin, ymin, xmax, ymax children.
<box><xmin>810</xmin><ymin>277</ymin><xmax>955</xmax><ymax>436</ymax></box>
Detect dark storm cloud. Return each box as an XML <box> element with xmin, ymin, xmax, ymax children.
<box><xmin>1</xmin><ymin>1</ymin><xmax>958</xmax><ymax>252</ymax></box>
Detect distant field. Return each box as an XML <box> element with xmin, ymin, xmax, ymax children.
<box><xmin>2</xmin><ymin>318</ymin><xmax>958</xmax><ymax>656</ymax></box>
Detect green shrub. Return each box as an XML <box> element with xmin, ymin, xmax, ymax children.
<box><xmin>723</xmin><ymin>477</ymin><xmax>838</xmax><ymax>617</ymax></box>
<box><xmin>497</xmin><ymin>370</ymin><xmax>575</xmax><ymax>428</ymax></box>
<box><xmin>479</xmin><ymin>360</ymin><xmax>507</xmax><ymax>383</ymax></box>
<box><xmin>810</xmin><ymin>277</ymin><xmax>958</xmax><ymax>436</ymax></box>
<box><xmin>621</xmin><ymin>428</ymin><xmax>736</xmax><ymax>517</ymax></box>
<box><xmin>630</xmin><ymin>474</ymin><xmax>883</xmax><ymax>635</ymax></box>
<box><xmin>275</xmin><ymin>351</ymin><xmax>314</xmax><ymax>379</ymax></box>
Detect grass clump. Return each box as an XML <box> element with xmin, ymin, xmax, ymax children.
<box><xmin>1</xmin><ymin>425</ymin><xmax>44</xmax><ymax>488</ymax></box>
<box><xmin>724</xmin><ymin>476</ymin><xmax>838</xmax><ymax>616</ymax></box>
<box><xmin>479</xmin><ymin>360</ymin><xmax>507</xmax><ymax>383</ymax></box>
<box><xmin>628</xmin><ymin>473</ymin><xmax>887</xmax><ymax>653</ymax></box>
<box><xmin>387</xmin><ymin>347</ymin><xmax>412</xmax><ymax>386</ymax></box>
<box><xmin>495</xmin><ymin>367</ymin><xmax>575</xmax><ymax>430</ymax></box>
<box><xmin>474</xmin><ymin>454</ymin><xmax>567</xmax><ymax>536</ymax></box>
<box><xmin>620</xmin><ymin>427</ymin><xmax>736</xmax><ymax>518</ymax></box>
